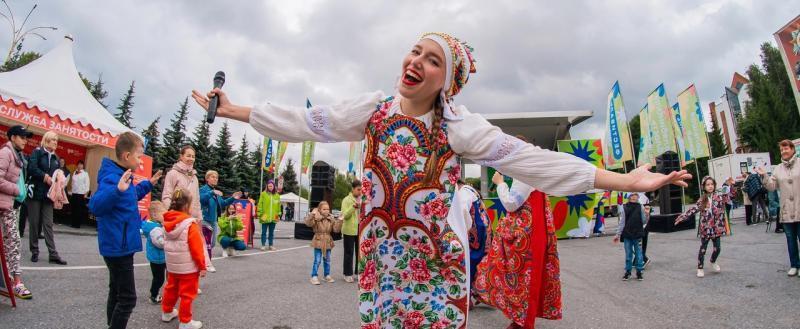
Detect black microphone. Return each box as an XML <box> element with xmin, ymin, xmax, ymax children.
<box><xmin>206</xmin><ymin>71</ymin><xmax>226</xmax><ymax>123</ymax></box>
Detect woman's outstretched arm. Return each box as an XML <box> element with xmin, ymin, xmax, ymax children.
<box><xmin>191</xmin><ymin>88</ymin><xmax>384</xmax><ymax>143</ymax></box>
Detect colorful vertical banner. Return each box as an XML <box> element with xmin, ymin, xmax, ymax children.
<box><xmin>774</xmin><ymin>15</ymin><xmax>800</xmax><ymax>115</ymax></box>
<box><xmin>603</xmin><ymin>81</ymin><xmax>633</xmax><ymax>170</ymax></box>
<box><xmin>671</xmin><ymin>103</ymin><xmax>692</xmax><ymax>167</ymax></box>
<box><xmin>638</xmin><ymin>105</ymin><xmax>653</xmax><ymax>166</ymax></box>
<box><xmin>646</xmin><ymin>84</ymin><xmax>678</xmax><ymax>159</ymax></box>
<box><xmin>269</xmin><ymin>141</ymin><xmax>288</xmax><ymax>173</ymax></box>
<box><xmin>677</xmin><ymin>85</ymin><xmax>710</xmax><ymax>159</ymax></box>
<box><xmin>301</xmin><ymin>142</ymin><xmax>315</xmax><ymax>175</ymax></box>
<box><xmin>261</xmin><ymin>137</ymin><xmax>274</xmax><ymax>172</ymax></box>
<box><xmin>557</xmin><ymin>139</ymin><xmax>605</xmax><ymax>169</ymax></box>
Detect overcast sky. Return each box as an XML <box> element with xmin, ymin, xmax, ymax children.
<box><xmin>2</xmin><ymin>0</ymin><xmax>797</xmax><ymax>179</ymax></box>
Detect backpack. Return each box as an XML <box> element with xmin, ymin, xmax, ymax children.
<box><xmin>149</xmin><ymin>226</ymin><xmax>166</xmax><ymax>249</ymax></box>
<box><xmin>744</xmin><ymin>174</ymin><xmax>765</xmax><ymax>199</ymax></box>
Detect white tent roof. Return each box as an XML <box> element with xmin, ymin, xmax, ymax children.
<box><xmin>0</xmin><ymin>36</ymin><xmax>132</xmax><ymax>137</ymax></box>
<box><xmin>280</xmin><ymin>192</ymin><xmax>308</xmax><ymax>204</ymax></box>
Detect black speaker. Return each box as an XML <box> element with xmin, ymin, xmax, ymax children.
<box><xmin>296</xmin><ymin>161</ymin><xmax>340</xmax><ymax>240</ymax></box>
<box><xmin>656</xmin><ymin>151</ymin><xmax>683</xmax><ymax>215</ymax></box>
<box><xmin>311</xmin><ymin>161</ymin><xmax>336</xmax><ymax>190</ymax></box>
<box><xmin>646</xmin><ymin>213</ymin><xmax>695</xmax><ymax>233</ymax></box>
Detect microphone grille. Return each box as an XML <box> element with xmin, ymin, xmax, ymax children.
<box><xmin>214</xmin><ymin>71</ymin><xmax>226</xmax><ymax>82</ymax></box>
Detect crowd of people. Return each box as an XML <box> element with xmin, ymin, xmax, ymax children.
<box><xmin>0</xmin><ymin>126</ymin><xmax>96</xmax><ymax>301</ymax></box>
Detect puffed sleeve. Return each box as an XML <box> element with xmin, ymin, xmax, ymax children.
<box><xmin>249</xmin><ymin>91</ymin><xmax>386</xmax><ymax>143</ymax></box>
<box><xmin>496</xmin><ymin>180</ymin><xmax>534</xmax><ymax>212</ymax></box>
<box><xmin>448</xmin><ymin>106</ymin><xmax>597</xmax><ymax>197</ymax></box>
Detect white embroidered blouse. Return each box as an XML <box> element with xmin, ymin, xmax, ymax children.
<box><xmin>496</xmin><ymin>179</ymin><xmax>536</xmax><ymax>212</ymax></box>
<box><xmin>249</xmin><ymin>91</ymin><xmax>596</xmax><ymax>197</ymax></box>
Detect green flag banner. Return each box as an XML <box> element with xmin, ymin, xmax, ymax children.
<box><xmin>677</xmin><ymin>84</ymin><xmax>710</xmax><ymax>159</ymax></box>
<box><xmin>646</xmin><ymin>84</ymin><xmax>678</xmax><ymax>159</ymax></box>
<box><xmin>603</xmin><ymin>81</ymin><xmax>633</xmax><ymax>170</ymax></box>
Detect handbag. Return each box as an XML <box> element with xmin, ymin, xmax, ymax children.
<box><xmin>14</xmin><ymin>173</ymin><xmax>26</xmax><ymax>203</ymax></box>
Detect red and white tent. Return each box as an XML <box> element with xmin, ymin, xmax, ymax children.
<box><xmin>0</xmin><ymin>36</ymin><xmax>133</xmax><ymax>148</ymax></box>
<box><xmin>0</xmin><ymin>36</ymin><xmax>151</xmax><ymax>208</ymax></box>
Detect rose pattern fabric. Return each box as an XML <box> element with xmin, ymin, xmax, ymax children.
<box><xmin>358</xmin><ymin>97</ymin><xmax>468</xmax><ymax>329</ymax></box>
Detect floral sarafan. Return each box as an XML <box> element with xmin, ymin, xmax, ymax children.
<box><xmin>358</xmin><ymin>97</ymin><xmax>468</xmax><ymax>329</ymax></box>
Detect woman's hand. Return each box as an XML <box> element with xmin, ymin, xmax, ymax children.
<box><xmin>755</xmin><ymin>167</ymin><xmax>767</xmax><ymax>176</ymax></box>
<box><xmin>491</xmin><ymin>172</ymin><xmax>504</xmax><ymax>185</ymax></box>
<box><xmin>190</xmin><ymin>88</ymin><xmax>253</xmax><ymax>123</ymax></box>
<box><xmin>595</xmin><ymin>164</ymin><xmax>692</xmax><ymax>192</ymax></box>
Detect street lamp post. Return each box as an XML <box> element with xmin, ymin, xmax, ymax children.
<box><xmin>0</xmin><ymin>1</ymin><xmax>57</xmax><ymax>65</ymax></box>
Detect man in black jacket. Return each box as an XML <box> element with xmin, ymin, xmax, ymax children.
<box><xmin>26</xmin><ymin>131</ymin><xmax>66</xmax><ymax>265</ymax></box>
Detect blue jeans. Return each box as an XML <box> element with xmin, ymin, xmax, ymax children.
<box><xmin>311</xmin><ymin>248</ymin><xmax>331</xmax><ymax>277</ymax></box>
<box><xmin>219</xmin><ymin>237</ymin><xmax>246</xmax><ymax>251</ymax></box>
<box><xmin>783</xmin><ymin>222</ymin><xmax>800</xmax><ymax>268</ymax></box>
<box><xmin>261</xmin><ymin>223</ymin><xmax>276</xmax><ymax>247</ymax></box>
<box><xmin>623</xmin><ymin>237</ymin><xmax>644</xmax><ymax>272</ymax></box>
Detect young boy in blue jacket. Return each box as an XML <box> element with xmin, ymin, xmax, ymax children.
<box><xmin>89</xmin><ymin>132</ymin><xmax>162</xmax><ymax>329</ymax></box>
<box><xmin>142</xmin><ymin>201</ymin><xmax>167</xmax><ymax>305</ymax></box>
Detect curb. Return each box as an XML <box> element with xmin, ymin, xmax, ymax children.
<box><xmin>53</xmin><ymin>227</ymin><xmax>98</xmax><ymax>237</ymax></box>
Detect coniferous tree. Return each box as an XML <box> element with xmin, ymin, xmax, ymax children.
<box><xmin>115</xmin><ymin>81</ymin><xmax>136</xmax><ymax>129</ymax></box>
<box><xmin>90</xmin><ymin>75</ymin><xmax>109</xmax><ymax>109</ymax></box>
<box><xmin>141</xmin><ymin>117</ymin><xmax>163</xmax><ymax>197</ymax></box>
<box><xmin>281</xmin><ymin>158</ymin><xmax>299</xmax><ymax>195</ymax></box>
<box><xmin>210</xmin><ymin>122</ymin><xmax>236</xmax><ymax>193</ymax></box>
<box><xmin>190</xmin><ymin>120</ymin><xmax>213</xmax><ymax>182</ymax></box>
<box><xmin>232</xmin><ymin>134</ymin><xmax>252</xmax><ymax>193</ymax></box>
<box><xmin>159</xmin><ymin>98</ymin><xmax>190</xmax><ymax>171</ymax></box>
<box><xmin>249</xmin><ymin>144</ymin><xmax>264</xmax><ymax>193</ymax></box>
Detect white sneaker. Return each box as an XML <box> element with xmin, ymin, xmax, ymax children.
<box><xmin>310</xmin><ymin>276</ymin><xmax>320</xmax><ymax>285</ymax></box>
<box><xmin>221</xmin><ymin>249</ymin><xmax>228</xmax><ymax>258</ymax></box>
<box><xmin>711</xmin><ymin>262</ymin><xmax>721</xmax><ymax>273</ymax></box>
<box><xmin>788</xmin><ymin>268</ymin><xmax>798</xmax><ymax>276</ymax></box>
<box><xmin>324</xmin><ymin>275</ymin><xmax>335</xmax><ymax>283</ymax></box>
<box><xmin>227</xmin><ymin>247</ymin><xmax>236</xmax><ymax>257</ymax></box>
<box><xmin>697</xmin><ymin>269</ymin><xmax>705</xmax><ymax>278</ymax></box>
<box><xmin>269</xmin><ymin>246</ymin><xmax>277</xmax><ymax>251</ymax></box>
<box><xmin>344</xmin><ymin>276</ymin><xmax>354</xmax><ymax>283</ymax></box>
<box><xmin>260</xmin><ymin>246</ymin><xmax>268</xmax><ymax>251</ymax></box>
<box><xmin>197</xmin><ymin>288</ymin><xmax>202</xmax><ymax>295</ymax></box>
<box><xmin>206</xmin><ymin>264</ymin><xmax>216</xmax><ymax>273</ymax></box>
<box><xmin>161</xmin><ymin>309</ymin><xmax>178</xmax><ymax>322</ymax></box>
<box><xmin>179</xmin><ymin>320</ymin><xmax>203</xmax><ymax>329</ymax></box>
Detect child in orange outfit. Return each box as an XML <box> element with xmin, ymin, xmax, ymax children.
<box><xmin>160</xmin><ymin>189</ymin><xmax>207</xmax><ymax>329</ymax></box>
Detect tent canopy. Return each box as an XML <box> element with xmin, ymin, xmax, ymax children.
<box><xmin>280</xmin><ymin>192</ymin><xmax>308</xmax><ymax>204</ymax></box>
<box><xmin>0</xmin><ymin>36</ymin><xmax>132</xmax><ymax>146</ymax></box>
